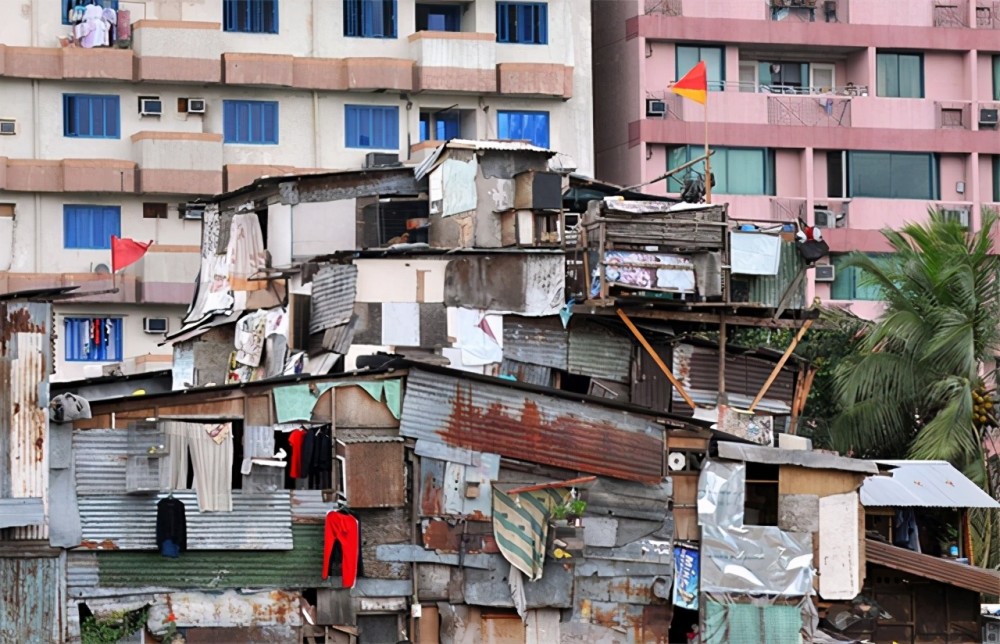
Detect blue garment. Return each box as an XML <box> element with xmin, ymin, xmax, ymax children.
<box><xmin>161</xmin><ymin>538</ymin><xmax>181</xmax><ymax>558</ymax></box>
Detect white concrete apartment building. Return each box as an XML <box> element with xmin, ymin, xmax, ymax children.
<box><xmin>0</xmin><ymin>0</ymin><xmax>593</xmax><ymax>381</ymax></box>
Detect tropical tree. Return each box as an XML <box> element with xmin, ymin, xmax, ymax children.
<box><xmin>829</xmin><ymin>208</ymin><xmax>1000</xmax><ymax>564</ymax></box>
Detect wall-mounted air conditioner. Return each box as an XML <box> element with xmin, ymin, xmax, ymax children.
<box><xmin>143</xmin><ymin>317</ymin><xmax>169</xmax><ymax>334</ymax></box>
<box><xmin>179</xmin><ymin>203</ymin><xmax>206</xmax><ymax>220</ymax></box>
<box><xmin>646</xmin><ymin>99</ymin><xmax>666</xmax><ymax>117</ymax></box>
<box><xmin>139</xmin><ymin>97</ymin><xmax>163</xmax><ymax>117</ymax></box>
<box><xmin>941</xmin><ymin>207</ymin><xmax>970</xmax><ymax>229</ymax></box>
<box><xmin>814</xmin><ymin>264</ymin><xmax>836</xmax><ymax>282</ymax></box>
<box><xmin>813</xmin><ymin>209</ymin><xmax>842</xmax><ymax>228</ymax></box>
<box><xmin>980</xmin><ymin>108</ymin><xmax>999</xmax><ymax>127</ymax></box>
<box><xmin>364</xmin><ymin>152</ymin><xmax>400</xmax><ymax>169</ymax></box>
<box><xmin>186</xmin><ymin>98</ymin><xmax>207</xmax><ymax>114</ymax></box>
<box><xmin>0</xmin><ymin>118</ymin><xmax>15</xmax><ymax>135</ymax></box>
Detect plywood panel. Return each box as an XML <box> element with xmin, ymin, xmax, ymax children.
<box><xmin>344</xmin><ymin>442</ymin><xmax>406</xmax><ymax>508</ymax></box>
<box><xmin>311</xmin><ymin>386</ymin><xmax>399</xmax><ymax>428</ymax></box>
<box><xmin>778</xmin><ymin>465</ymin><xmax>865</xmax><ymax>498</ymax></box>
<box><xmin>819</xmin><ymin>492</ymin><xmax>862</xmax><ymax>600</ymax></box>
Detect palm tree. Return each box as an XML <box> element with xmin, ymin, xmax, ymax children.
<box><xmin>829</xmin><ymin>208</ymin><xmax>1000</xmax><ymax>564</ymax></box>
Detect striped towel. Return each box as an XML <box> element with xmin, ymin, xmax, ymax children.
<box><xmin>492</xmin><ymin>488</ymin><xmax>569</xmax><ymax>581</ymax></box>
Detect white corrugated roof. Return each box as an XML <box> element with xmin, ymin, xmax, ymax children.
<box><xmin>413</xmin><ymin>139</ymin><xmax>554</xmax><ymax>180</ymax></box>
<box><xmin>861</xmin><ymin>460</ymin><xmax>999</xmax><ymax>509</ymax></box>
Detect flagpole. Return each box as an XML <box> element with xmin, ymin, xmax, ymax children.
<box><xmin>704</xmin><ymin>94</ymin><xmax>711</xmax><ymax>205</ymax></box>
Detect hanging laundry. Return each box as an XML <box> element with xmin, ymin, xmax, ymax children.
<box><xmin>323</xmin><ymin>511</ymin><xmax>360</xmax><ymax>587</ymax></box>
<box><xmin>288</xmin><ymin>428</ymin><xmax>307</xmax><ymax>479</ymax></box>
<box><xmin>189</xmin><ymin>423</ymin><xmax>234</xmax><ymax>512</ymax></box>
<box><xmin>156</xmin><ymin>496</ymin><xmax>187</xmax><ymax>558</ymax></box>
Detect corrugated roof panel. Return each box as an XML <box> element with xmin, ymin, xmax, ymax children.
<box><xmin>502</xmin><ymin>316</ymin><xmax>568</xmax><ymax>371</ymax></box>
<box><xmin>861</xmin><ymin>461</ymin><xmax>999</xmax><ymax>509</ymax></box>
<box><xmin>78</xmin><ymin>492</ymin><xmax>292</xmax><ymax>550</ymax></box>
<box><xmin>66</xmin><ymin>552</ymin><xmax>100</xmax><ymax>595</ymax></box>
<box><xmin>399</xmin><ymin>369</ymin><xmax>664</xmax><ymax>483</ymax></box>
<box><xmin>567</xmin><ymin>320</ymin><xmax>633</xmax><ymax>383</ymax></box>
<box><xmin>93</xmin><ymin>525</ymin><xmax>338</xmax><ymax>589</ymax></box>
<box><xmin>500</xmin><ymin>358</ymin><xmax>554</xmax><ymax>388</ymax></box>
<box><xmin>290</xmin><ymin>490</ymin><xmax>337</xmax><ymax>524</ymax></box>
<box><xmin>671</xmin><ymin>343</ymin><xmax>795</xmax><ymax>415</ymax></box>
<box><xmin>74</xmin><ymin>429</ymin><xmax>128</xmax><ymax>495</ymax></box>
<box><xmin>744</xmin><ymin>241</ymin><xmax>807</xmax><ymax>309</ymax></box>
<box><xmin>310</xmin><ymin>265</ymin><xmax>358</xmax><ymax>334</ymax></box>
<box><xmin>866</xmin><ymin>538</ymin><xmax>1000</xmax><ymax>595</ymax></box>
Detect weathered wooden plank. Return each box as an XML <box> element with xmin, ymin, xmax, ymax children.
<box><xmin>375</xmin><ymin>544</ymin><xmax>494</xmax><ymax>570</ymax></box>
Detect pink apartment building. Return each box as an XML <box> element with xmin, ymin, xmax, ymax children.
<box><xmin>594</xmin><ymin>0</ymin><xmax>1000</xmax><ymax>317</ymax></box>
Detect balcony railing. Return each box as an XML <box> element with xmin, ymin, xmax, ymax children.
<box><xmin>934</xmin><ymin>0</ymin><xmax>970</xmax><ymax>26</ymax></box>
<box><xmin>768</xmin><ymin>95</ymin><xmax>852</xmax><ymax>126</ymax></box>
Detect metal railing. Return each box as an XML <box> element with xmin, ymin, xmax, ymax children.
<box><xmin>768</xmin><ymin>95</ymin><xmax>852</xmax><ymax>127</ymax></box>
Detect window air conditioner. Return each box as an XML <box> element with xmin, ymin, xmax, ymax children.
<box><xmin>980</xmin><ymin>108</ymin><xmax>999</xmax><ymax>126</ymax></box>
<box><xmin>143</xmin><ymin>317</ymin><xmax>169</xmax><ymax>334</ymax></box>
<box><xmin>186</xmin><ymin>98</ymin><xmax>207</xmax><ymax>114</ymax></box>
<box><xmin>0</xmin><ymin>119</ymin><xmax>15</xmax><ymax>135</ymax></box>
<box><xmin>814</xmin><ymin>264</ymin><xmax>836</xmax><ymax>282</ymax></box>
<box><xmin>180</xmin><ymin>203</ymin><xmax>206</xmax><ymax>220</ymax></box>
<box><xmin>646</xmin><ymin>99</ymin><xmax>667</xmax><ymax>117</ymax></box>
<box><xmin>139</xmin><ymin>97</ymin><xmax>163</xmax><ymax>117</ymax></box>
<box><xmin>814</xmin><ymin>209</ymin><xmax>838</xmax><ymax>228</ymax></box>
<box><xmin>941</xmin><ymin>207</ymin><xmax>970</xmax><ymax>229</ymax></box>
<box><xmin>364</xmin><ymin>152</ymin><xmax>400</xmax><ymax>169</ymax></box>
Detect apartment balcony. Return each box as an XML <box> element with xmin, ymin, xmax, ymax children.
<box><xmin>124</xmin><ymin>246</ymin><xmax>200</xmax><ymax>305</ymax></box>
<box><xmin>0</xmin><ymin>158</ymin><xmax>137</xmax><ymax>193</ymax></box>
<box><xmin>496</xmin><ymin>63</ymin><xmax>572</xmax><ymax>98</ymax></box>
<box><xmin>0</xmin><ymin>44</ymin><xmax>132</xmax><ymax>81</ymax></box>
<box><xmin>0</xmin><ymin>272</ymin><xmax>139</xmax><ymax>304</ymax></box>
<box><xmin>131</xmin><ymin>20</ymin><xmax>223</xmax><ymax>83</ymax></box>
<box><xmin>409</xmin><ymin>32</ymin><xmax>497</xmax><ymax>93</ymax></box>
<box><xmin>131</xmin><ymin>131</ymin><xmax>223</xmax><ymax>195</ymax></box>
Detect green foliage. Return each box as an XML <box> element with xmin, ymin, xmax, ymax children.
<box><xmin>80</xmin><ymin>607</ymin><xmax>148</xmax><ymax>644</ymax></box>
<box><xmin>552</xmin><ymin>499</ymin><xmax>587</xmax><ymax>521</ymax></box>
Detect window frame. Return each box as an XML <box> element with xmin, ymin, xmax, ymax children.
<box><xmin>63</xmin><ymin>204</ymin><xmax>121</xmax><ymax>250</ymax></box>
<box><xmin>676</xmin><ymin>45</ymin><xmax>725</xmax><ymax>91</ymax></box>
<box><xmin>63</xmin><ymin>94</ymin><xmax>120</xmax><ymax>139</ymax></box>
<box><xmin>666</xmin><ymin>145</ymin><xmax>776</xmax><ymax>196</ymax></box>
<box><xmin>223</xmin><ymin>100</ymin><xmax>280</xmax><ymax>145</ymax></box>
<box><xmin>876</xmin><ymin>51</ymin><xmax>924</xmax><ymax>98</ymax></box>
<box><xmin>496</xmin><ymin>110</ymin><xmax>550</xmax><ymax>148</ymax></box>
<box><xmin>223</xmin><ymin>0</ymin><xmax>279</xmax><ymax>34</ymax></box>
<box><xmin>830</xmin><ymin>254</ymin><xmax>887</xmax><ymax>301</ymax></box>
<box><xmin>419</xmin><ymin>110</ymin><xmax>462</xmax><ymax>141</ymax></box>
<box><xmin>344</xmin><ymin>0</ymin><xmax>398</xmax><ymax>39</ymax></box>
<box><xmin>64</xmin><ymin>317</ymin><xmax>124</xmax><ymax>362</ymax></box>
<box><xmin>63</xmin><ymin>0</ymin><xmax>118</xmax><ymax>26</ymax></box>
<box><xmin>496</xmin><ymin>2</ymin><xmax>548</xmax><ymax>45</ymax></box>
<box><xmin>344</xmin><ymin>104</ymin><xmax>400</xmax><ymax>150</ymax></box>
<box><xmin>416</xmin><ymin>3</ymin><xmax>463</xmax><ymax>31</ymax></box>
<box><xmin>846</xmin><ymin>151</ymin><xmax>939</xmax><ymax>200</ymax></box>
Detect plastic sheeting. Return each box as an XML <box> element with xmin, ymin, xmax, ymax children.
<box><xmin>697</xmin><ymin>460</ymin><xmax>746</xmax><ymax>529</ymax></box>
<box><xmin>700</xmin><ymin>524</ymin><xmax>814</xmax><ymax>595</ymax></box>
<box><xmin>730</xmin><ymin>232</ymin><xmax>781</xmax><ymax>276</ymax></box>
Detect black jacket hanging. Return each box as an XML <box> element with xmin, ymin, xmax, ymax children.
<box><xmin>156</xmin><ymin>497</ymin><xmax>187</xmax><ymax>555</ymax></box>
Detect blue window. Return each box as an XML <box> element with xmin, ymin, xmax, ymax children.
<box><xmin>497</xmin><ymin>110</ymin><xmax>549</xmax><ymax>148</ymax></box>
<box><xmin>223</xmin><ymin>100</ymin><xmax>279</xmax><ymax>144</ymax></box>
<box><xmin>667</xmin><ymin>146</ymin><xmax>775</xmax><ymax>196</ymax></box>
<box><xmin>224</xmin><ymin>0</ymin><xmax>278</xmax><ymax>33</ymax></box>
<box><xmin>345</xmin><ymin>105</ymin><xmax>399</xmax><ymax>149</ymax></box>
<box><xmin>63</xmin><ymin>205</ymin><xmax>120</xmax><ymax>250</ymax></box>
<box><xmin>416</xmin><ymin>3</ymin><xmax>461</xmax><ymax>31</ymax></box>
<box><xmin>830</xmin><ymin>254</ymin><xmax>887</xmax><ymax>301</ymax></box>
<box><xmin>63</xmin><ymin>94</ymin><xmax>119</xmax><ymax>139</ymax></box>
<box><xmin>64</xmin><ymin>317</ymin><xmax>123</xmax><ymax>362</ymax></box>
<box><xmin>344</xmin><ymin>0</ymin><xmax>397</xmax><ymax>38</ymax></box>
<box><xmin>420</xmin><ymin>110</ymin><xmax>461</xmax><ymax>141</ymax></box>
<box><xmin>496</xmin><ymin>2</ymin><xmax>547</xmax><ymax>44</ymax></box>
<box><xmin>63</xmin><ymin>0</ymin><xmax>118</xmax><ymax>26</ymax></box>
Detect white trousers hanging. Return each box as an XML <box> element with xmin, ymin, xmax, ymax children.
<box><xmin>188</xmin><ymin>423</ymin><xmax>234</xmax><ymax>512</ymax></box>
<box><xmin>160</xmin><ymin>421</ymin><xmax>190</xmax><ymax>491</ymax></box>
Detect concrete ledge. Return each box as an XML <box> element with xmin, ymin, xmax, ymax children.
<box><xmin>134</xmin><ymin>56</ymin><xmax>222</xmax><ymax>83</ymax></box>
<box><xmin>138</xmin><ymin>169</ymin><xmax>222</xmax><ymax>195</ymax></box>
<box><xmin>413</xmin><ymin>66</ymin><xmax>496</xmax><ymax>93</ymax></box>
<box><xmin>224</xmin><ymin>52</ymin><xmax>294</xmax><ymax>86</ymax></box>
<box><xmin>292</xmin><ymin>57</ymin><xmax>347</xmax><ymax>90</ymax></box>
<box><xmin>344</xmin><ymin>57</ymin><xmax>414</xmax><ymax>91</ymax></box>
<box><xmin>130</xmin><ymin>131</ymin><xmax>223</xmax><ymax>143</ymax></box>
<box><xmin>496</xmin><ymin>62</ymin><xmax>571</xmax><ymax>98</ymax></box>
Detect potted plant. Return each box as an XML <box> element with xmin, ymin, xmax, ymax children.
<box><xmin>552</xmin><ymin>499</ymin><xmax>588</xmax><ymax>527</ymax></box>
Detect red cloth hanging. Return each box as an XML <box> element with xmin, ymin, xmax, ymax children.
<box><xmin>288</xmin><ymin>429</ymin><xmax>306</xmax><ymax>479</ymax></box>
<box><xmin>323</xmin><ymin>511</ymin><xmax>360</xmax><ymax>587</ymax></box>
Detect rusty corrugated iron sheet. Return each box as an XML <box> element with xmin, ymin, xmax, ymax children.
<box><xmin>499</xmin><ymin>358</ymin><xmax>553</xmax><ymax>388</ymax></box>
<box><xmin>73</xmin><ymin>429</ymin><xmax>128</xmax><ymax>495</ymax></box>
<box><xmin>290</xmin><ymin>490</ymin><xmax>338</xmax><ymax>524</ymax></box>
<box><xmin>502</xmin><ymin>316</ymin><xmax>568</xmax><ymax>371</ymax></box>
<box><xmin>399</xmin><ymin>369</ymin><xmax>665</xmax><ymax>482</ymax></box>
<box><xmin>631</xmin><ymin>342</ymin><xmax>673</xmax><ymax>413</ymax></box>
<box><xmin>0</xmin><ymin>556</ymin><xmax>61</xmax><ymax>643</ymax></box>
<box><xmin>567</xmin><ymin>319</ymin><xmax>633</xmax><ymax>383</ymax></box>
<box><xmin>309</xmin><ymin>264</ymin><xmax>358</xmax><ymax>334</ymax></box>
<box><xmin>0</xmin><ymin>300</ymin><xmax>51</xmax><ymax>540</ymax></box>
<box><xmin>671</xmin><ymin>342</ymin><xmax>795</xmax><ymax>414</ymax></box>
<box><xmin>865</xmin><ymin>538</ymin><xmax>1000</xmax><ymax>595</ymax></box>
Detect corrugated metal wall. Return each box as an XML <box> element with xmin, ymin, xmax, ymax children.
<box><xmin>310</xmin><ymin>265</ymin><xmax>358</xmax><ymax>334</ymax></box>
<box><xmin>502</xmin><ymin>316</ymin><xmax>568</xmax><ymax>371</ymax></box>
<box><xmin>74</xmin><ymin>429</ymin><xmax>128</xmax><ymax>495</ymax></box>
<box><xmin>567</xmin><ymin>319</ymin><xmax>633</xmax><ymax>383</ymax></box>
<box><xmin>672</xmin><ymin>343</ymin><xmax>795</xmax><ymax>414</ymax></box>
<box><xmin>0</xmin><ymin>556</ymin><xmax>61</xmax><ymax>643</ymax></box>
<box><xmin>745</xmin><ymin>242</ymin><xmax>806</xmax><ymax>309</ymax></box>
<box><xmin>631</xmin><ymin>343</ymin><xmax>674</xmax><ymax>413</ymax></box>
<box><xmin>399</xmin><ymin>369</ymin><xmax>665</xmax><ymax>483</ymax></box>
<box><xmin>1</xmin><ymin>300</ymin><xmax>52</xmax><ymax>541</ymax></box>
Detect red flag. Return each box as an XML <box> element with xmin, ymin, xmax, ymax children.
<box><xmin>111</xmin><ymin>236</ymin><xmax>153</xmax><ymax>273</ymax></box>
<box><xmin>671</xmin><ymin>60</ymin><xmax>708</xmax><ymax>105</ymax></box>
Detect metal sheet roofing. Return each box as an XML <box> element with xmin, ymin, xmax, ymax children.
<box><xmin>860</xmin><ymin>460</ymin><xmax>1000</xmax><ymax>509</ymax></box>
<box><xmin>866</xmin><ymin>538</ymin><xmax>1000</xmax><ymax>595</ymax></box>
<box><xmin>309</xmin><ymin>264</ymin><xmax>358</xmax><ymax>334</ymax></box>
<box><xmin>717</xmin><ymin>442</ymin><xmax>879</xmax><ymax>474</ymax></box>
<box><xmin>414</xmin><ymin>139</ymin><xmax>554</xmax><ymax>180</ymax></box>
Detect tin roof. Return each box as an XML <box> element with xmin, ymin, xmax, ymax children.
<box><xmin>414</xmin><ymin>139</ymin><xmax>555</xmax><ymax>180</ymax></box>
<box><xmin>860</xmin><ymin>460</ymin><xmax>1000</xmax><ymax>509</ymax></box>
<box><xmin>716</xmin><ymin>442</ymin><xmax>879</xmax><ymax>474</ymax></box>
<box><xmin>866</xmin><ymin>538</ymin><xmax>1000</xmax><ymax>595</ymax></box>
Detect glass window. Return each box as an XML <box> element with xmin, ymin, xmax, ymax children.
<box><xmin>223</xmin><ymin>100</ymin><xmax>279</xmax><ymax>144</ymax></box>
<box><xmin>497</xmin><ymin>110</ymin><xmax>549</xmax><ymax>148</ymax></box>
<box><xmin>496</xmin><ymin>2</ymin><xmax>548</xmax><ymax>44</ymax></box>
<box><xmin>876</xmin><ymin>52</ymin><xmax>923</xmax><ymax>98</ymax></box>
<box><xmin>344</xmin><ymin>0</ymin><xmax>397</xmax><ymax>38</ymax></box>
<box><xmin>994</xmin><ymin>56</ymin><xmax>1000</xmax><ymax>101</ymax></box>
<box><xmin>63</xmin><ymin>0</ymin><xmax>117</xmax><ymax>26</ymax></box>
<box><xmin>831</xmin><ymin>254</ymin><xmax>885</xmax><ymax>301</ymax></box>
<box><xmin>847</xmin><ymin>152</ymin><xmax>938</xmax><ymax>199</ymax></box>
<box><xmin>994</xmin><ymin>156</ymin><xmax>1000</xmax><ymax>202</ymax></box>
<box><xmin>758</xmin><ymin>61</ymin><xmax>809</xmax><ymax>93</ymax></box>
<box><xmin>416</xmin><ymin>3</ymin><xmax>462</xmax><ymax>31</ymax></box>
<box><xmin>420</xmin><ymin>110</ymin><xmax>462</xmax><ymax>141</ymax></box>
<box><xmin>667</xmin><ymin>146</ymin><xmax>775</xmax><ymax>195</ymax></box>
<box><xmin>345</xmin><ymin>105</ymin><xmax>399</xmax><ymax>149</ymax></box>
<box><xmin>63</xmin><ymin>94</ymin><xmax>120</xmax><ymax>139</ymax></box>
<box><xmin>677</xmin><ymin>45</ymin><xmax>724</xmax><ymax>91</ymax></box>
<box><xmin>63</xmin><ymin>205</ymin><xmax>120</xmax><ymax>249</ymax></box>
<box><xmin>223</xmin><ymin>0</ymin><xmax>278</xmax><ymax>33</ymax></box>
<box><xmin>64</xmin><ymin>317</ymin><xmax>123</xmax><ymax>362</ymax></box>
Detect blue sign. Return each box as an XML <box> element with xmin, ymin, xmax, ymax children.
<box><xmin>673</xmin><ymin>546</ymin><xmax>699</xmax><ymax>610</ymax></box>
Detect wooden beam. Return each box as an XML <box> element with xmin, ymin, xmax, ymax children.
<box><xmin>616</xmin><ymin>308</ymin><xmax>697</xmax><ymax>409</ymax></box>
<box><xmin>748</xmin><ymin>318</ymin><xmax>813</xmax><ymax>412</ymax></box>
<box><xmin>588</xmin><ymin>306</ymin><xmax>820</xmax><ymax>329</ymax></box>
<box><xmin>506</xmin><ymin>476</ymin><xmax>598</xmax><ymax>495</ymax></box>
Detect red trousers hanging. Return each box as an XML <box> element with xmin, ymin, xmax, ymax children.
<box><xmin>323</xmin><ymin>511</ymin><xmax>360</xmax><ymax>587</ymax></box>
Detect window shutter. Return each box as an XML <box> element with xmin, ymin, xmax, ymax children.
<box><xmin>125</xmin><ymin>421</ymin><xmax>168</xmax><ymax>494</ymax></box>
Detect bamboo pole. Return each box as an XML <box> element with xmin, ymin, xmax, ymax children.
<box><xmin>616</xmin><ymin>308</ymin><xmax>697</xmax><ymax>409</ymax></box>
<box><xmin>748</xmin><ymin>319</ymin><xmax>813</xmax><ymax>412</ymax></box>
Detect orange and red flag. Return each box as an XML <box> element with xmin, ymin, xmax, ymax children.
<box><xmin>671</xmin><ymin>60</ymin><xmax>708</xmax><ymax>105</ymax></box>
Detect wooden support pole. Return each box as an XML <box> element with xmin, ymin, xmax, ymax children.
<box><xmin>748</xmin><ymin>319</ymin><xmax>813</xmax><ymax>412</ymax></box>
<box><xmin>616</xmin><ymin>308</ymin><xmax>697</xmax><ymax>409</ymax></box>
<box><xmin>718</xmin><ymin>315</ymin><xmax>727</xmax><ymax>401</ymax></box>
<box><xmin>507</xmin><ymin>476</ymin><xmax>598</xmax><ymax>495</ymax></box>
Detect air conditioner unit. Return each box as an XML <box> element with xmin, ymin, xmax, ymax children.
<box><xmin>646</xmin><ymin>99</ymin><xmax>666</xmax><ymax>117</ymax></box>
<box><xmin>814</xmin><ymin>209</ymin><xmax>838</xmax><ymax>228</ymax></box>
<box><xmin>364</xmin><ymin>152</ymin><xmax>400</xmax><ymax>169</ymax></box>
<box><xmin>180</xmin><ymin>203</ymin><xmax>206</xmax><ymax>220</ymax></box>
<box><xmin>0</xmin><ymin>119</ymin><xmax>15</xmax><ymax>135</ymax></box>
<box><xmin>942</xmin><ymin>207</ymin><xmax>970</xmax><ymax>228</ymax></box>
<box><xmin>92</xmin><ymin>262</ymin><xmax>111</xmax><ymax>275</ymax></box>
<box><xmin>814</xmin><ymin>264</ymin><xmax>836</xmax><ymax>282</ymax></box>
<box><xmin>143</xmin><ymin>317</ymin><xmax>169</xmax><ymax>334</ymax></box>
<box><xmin>139</xmin><ymin>97</ymin><xmax>163</xmax><ymax>117</ymax></box>
<box><xmin>186</xmin><ymin>98</ymin><xmax>207</xmax><ymax>114</ymax></box>
<box><xmin>980</xmin><ymin>108</ymin><xmax>999</xmax><ymax>126</ymax></box>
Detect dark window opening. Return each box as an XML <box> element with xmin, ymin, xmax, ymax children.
<box><xmin>744</xmin><ymin>462</ymin><xmax>778</xmax><ymax>526</ymax></box>
<box><xmin>143</xmin><ymin>202</ymin><xmax>168</xmax><ymax>219</ymax></box>
<box><xmin>416</xmin><ymin>3</ymin><xmax>462</xmax><ymax>31</ymax></box>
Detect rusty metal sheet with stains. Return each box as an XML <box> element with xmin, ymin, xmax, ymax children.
<box><xmin>419</xmin><ymin>453</ymin><xmax>499</xmax><ymax>520</ymax></box>
<box><xmin>400</xmin><ymin>369</ymin><xmax>665</xmax><ymax>483</ymax></box>
<box><xmin>0</xmin><ymin>300</ymin><xmax>52</xmax><ymax>541</ymax></box>
<box><xmin>0</xmin><ymin>556</ymin><xmax>61</xmax><ymax>643</ymax></box>
<box><xmin>672</xmin><ymin>342</ymin><xmax>796</xmax><ymax>414</ymax></box>
<box><xmin>146</xmin><ymin>589</ymin><xmax>303</xmax><ymax>633</ymax></box>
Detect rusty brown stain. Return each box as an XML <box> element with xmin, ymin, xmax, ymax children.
<box><xmin>79</xmin><ymin>539</ymin><xmax>120</xmax><ymax>550</ymax></box>
<box><xmin>421</xmin><ymin>471</ymin><xmax>443</xmax><ymax>516</ymax></box>
<box><xmin>1</xmin><ymin>306</ymin><xmax>46</xmax><ymax>348</ymax></box>
<box><xmin>439</xmin><ymin>382</ymin><xmax>663</xmax><ymax>483</ymax></box>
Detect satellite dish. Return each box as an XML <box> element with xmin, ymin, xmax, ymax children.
<box><xmin>668</xmin><ymin>452</ymin><xmax>687</xmax><ymax>471</ymax></box>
